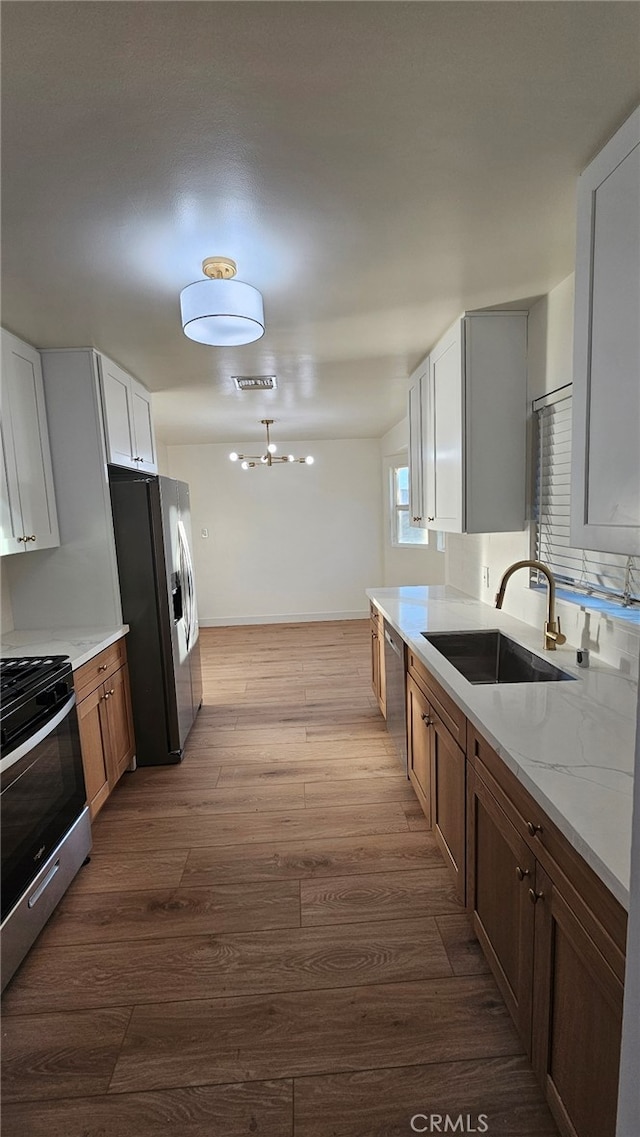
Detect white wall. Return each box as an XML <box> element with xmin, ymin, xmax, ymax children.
<box><xmin>445</xmin><ymin>275</ymin><xmax>640</xmax><ymax>676</ymax></box>
<box><xmin>166</xmin><ymin>437</ymin><xmax>383</xmax><ymax>624</ymax></box>
<box><xmin>379</xmin><ymin>418</ymin><xmax>446</xmax><ymax>587</ymax></box>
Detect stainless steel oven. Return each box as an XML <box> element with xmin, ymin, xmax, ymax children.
<box><xmin>1</xmin><ymin>656</ymin><xmax>92</xmax><ymax>990</ymax></box>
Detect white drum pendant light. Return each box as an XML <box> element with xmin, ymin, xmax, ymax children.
<box><xmin>180</xmin><ymin>257</ymin><xmax>265</xmax><ymax>346</ymax></box>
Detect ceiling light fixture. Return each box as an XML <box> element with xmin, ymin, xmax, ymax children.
<box><xmin>180</xmin><ymin>257</ymin><xmax>265</xmax><ymax>346</ymax></box>
<box><xmin>229</xmin><ymin>420</ymin><xmax>314</xmax><ymax>469</ymax></box>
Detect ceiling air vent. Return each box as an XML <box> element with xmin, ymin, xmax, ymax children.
<box><xmin>232</xmin><ymin>375</ymin><xmax>277</xmax><ymax>392</ymax></box>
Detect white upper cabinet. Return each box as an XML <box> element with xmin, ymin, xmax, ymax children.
<box><xmin>0</xmin><ymin>329</ymin><xmax>60</xmax><ymax>556</ymax></box>
<box><xmin>407</xmin><ymin>311</ymin><xmax>528</xmax><ymax>534</ymax></box>
<box><xmin>408</xmin><ymin>360</ymin><xmax>427</xmax><ymax>527</ymax></box>
<box><xmin>571</xmin><ymin>107</ymin><xmax>640</xmax><ymax>555</ymax></box>
<box><xmin>98</xmin><ymin>355</ymin><xmax>157</xmax><ymax>473</ymax></box>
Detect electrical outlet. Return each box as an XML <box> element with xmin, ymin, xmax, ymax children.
<box><xmin>201</xmin><ymin>528</ymin><xmax>209</xmax><ymax>539</ymax></box>
<box><xmin>482</xmin><ymin>566</ymin><xmax>490</xmax><ymax>589</ymax></box>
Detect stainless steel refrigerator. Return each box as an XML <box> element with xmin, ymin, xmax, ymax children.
<box><xmin>108</xmin><ymin>471</ymin><xmax>202</xmax><ymax>765</ymax></box>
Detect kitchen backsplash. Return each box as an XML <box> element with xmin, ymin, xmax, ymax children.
<box><xmin>445</xmin><ymin>529</ymin><xmax>640</xmax><ymax>679</ymax></box>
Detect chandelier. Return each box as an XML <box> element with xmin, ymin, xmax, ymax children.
<box><xmin>180</xmin><ymin>256</ymin><xmax>265</xmax><ymax>346</ymax></box>
<box><xmin>229</xmin><ymin>420</ymin><xmax>314</xmax><ymax>469</ymax></box>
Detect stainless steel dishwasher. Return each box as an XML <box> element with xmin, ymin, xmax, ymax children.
<box><xmin>383</xmin><ymin>620</ymin><xmax>407</xmax><ymax>772</ymax></box>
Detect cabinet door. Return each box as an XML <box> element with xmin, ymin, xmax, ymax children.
<box><xmin>104</xmin><ymin>664</ymin><xmax>136</xmax><ymax>786</ymax></box>
<box><xmin>467</xmin><ymin>765</ymin><xmax>536</xmax><ymax>1049</ymax></box>
<box><xmin>406</xmin><ymin>674</ymin><xmax>432</xmax><ymax>824</ymax></box>
<box><xmin>571</xmin><ymin>107</ymin><xmax>640</xmax><ymax>554</ymax></box>
<box><xmin>532</xmin><ymin>865</ymin><xmax>624</xmax><ymax>1137</ymax></box>
<box><xmin>370</xmin><ymin>619</ymin><xmax>381</xmax><ymax>707</ymax></box>
<box><xmin>131</xmin><ymin>379</ymin><xmax>157</xmax><ymax>473</ymax></box>
<box><xmin>99</xmin><ymin>357</ymin><xmax>135</xmax><ymax>467</ymax></box>
<box><xmin>408</xmin><ymin>367</ymin><xmax>426</xmax><ymax>527</ymax></box>
<box><xmin>425</xmin><ymin>323</ymin><xmax>463</xmax><ymax>532</ymax></box>
<box><xmin>0</xmin><ymin>330</ymin><xmax>60</xmax><ymax>554</ymax></box>
<box><xmin>76</xmin><ymin>686</ymin><xmax>110</xmax><ymax>820</ymax></box>
<box><xmin>430</xmin><ymin>710</ymin><xmax>466</xmax><ymax>902</ymax></box>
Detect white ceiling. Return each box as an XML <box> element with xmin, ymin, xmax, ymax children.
<box><xmin>2</xmin><ymin>2</ymin><xmax>639</xmax><ymax>447</ymax></box>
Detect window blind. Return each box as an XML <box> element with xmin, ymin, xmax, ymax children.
<box><xmin>533</xmin><ymin>387</ymin><xmax>639</xmax><ymax>606</ymax></box>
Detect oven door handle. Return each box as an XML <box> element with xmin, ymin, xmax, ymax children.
<box><xmin>0</xmin><ymin>693</ymin><xmax>77</xmax><ymax>775</ymax></box>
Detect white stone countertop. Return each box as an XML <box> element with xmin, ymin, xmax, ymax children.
<box><xmin>1</xmin><ymin>626</ymin><xmax>129</xmax><ymax>671</ymax></box>
<box><xmin>367</xmin><ymin>585</ymin><xmax>638</xmax><ymax>910</ymax></box>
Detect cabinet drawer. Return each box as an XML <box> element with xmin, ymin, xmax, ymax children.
<box><xmin>468</xmin><ymin>724</ymin><xmax>627</xmax><ymax>967</ymax></box>
<box><xmin>74</xmin><ymin>638</ymin><xmax>128</xmax><ymax>701</ymax></box>
<box><xmin>407</xmin><ymin>650</ymin><xmax>466</xmax><ymax>749</ymax></box>
<box><xmin>369</xmin><ymin>601</ymin><xmax>381</xmax><ymax>625</ymax></box>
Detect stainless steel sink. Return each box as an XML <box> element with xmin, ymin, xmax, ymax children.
<box><xmin>421</xmin><ymin>630</ymin><xmax>576</xmax><ymax>685</ymax></box>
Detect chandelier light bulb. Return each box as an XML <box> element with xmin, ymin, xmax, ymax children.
<box><xmin>229</xmin><ymin>420</ymin><xmax>316</xmax><ymax>471</ymax></box>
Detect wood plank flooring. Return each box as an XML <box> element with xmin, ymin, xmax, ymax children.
<box><xmin>1</xmin><ymin>620</ymin><xmax>558</xmax><ymax>1136</ymax></box>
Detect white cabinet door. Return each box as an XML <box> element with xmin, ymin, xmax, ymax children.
<box><xmin>424</xmin><ymin>323</ymin><xmax>463</xmax><ymax>532</ymax></box>
<box><xmin>408</xmin><ymin>363</ymin><xmax>427</xmax><ymax>527</ymax></box>
<box><xmin>407</xmin><ymin>312</ymin><xmax>527</xmax><ymax>536</ymax></box>
<box><xmin>571</xmin><ymin>107</ymin><xmax>640</xmax><ymax>555</ymax></box>
<box><xmin>99</xmin><ymin>358</ymin><xmax>135</xmax><ymax>467</ymax></box>
<box><xmin>99</xmin><ymin>357</ymin><xmax>157</xmax><ymax>473</ymax></box>
<box><xmin>0</xmin><ymin>329</ymin><xmax>60</xmax><ymax>555</ymax></box>
<box><xmin>130</xmin><ymin>380</ymin><xmax>156</xmax><ymax>473</ymax></box>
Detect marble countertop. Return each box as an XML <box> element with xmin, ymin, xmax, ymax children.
<box><xmin>367</xmin><ymin>585</ymin><xmax>638</xmax><ymax>909</ymax></box>
<box><xmin>1</xmin><ymin>626</ymin><xmax>129</xmax><ymax>671</ymax></box>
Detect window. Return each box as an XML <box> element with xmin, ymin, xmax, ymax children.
<box><xmin>533</xmin><ymin>386</ymin><xmax>639</xmax><ymax>606</ymax></box>
<box><xmin>391</xmin><ymin>464</ymin><xmax>428</xmax><ymax>546</ymax></box>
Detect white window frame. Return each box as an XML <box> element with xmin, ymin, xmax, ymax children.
<box><xmin>390</xmin><ymin>461</ymin><xmax>429</xmax><ymax>548</ymax></box>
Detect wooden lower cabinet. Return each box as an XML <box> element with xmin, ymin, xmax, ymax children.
<box><xmin>430</xmin><ymin>710</ymin><xmax>465</xmax><ymax>902</ymax></box>
<box><xmin>532</xmin><ymin>866</ymin><xmax>624</xmax><ymax>1137</ymax></box>
<box><xmin>369</xmin><ymin>605</ymin><xmax>386</xmax><ymax>717</ymax></box>
<box><xmin>467</xmin><ymin>762</ymin><xmax>535</xmax><ymax>1045</ymax></box>
<box><xmin>467</xmin><ymin>742</ymin><xmax>625</xmax><ymax>1137</ymax></box>
<box><xmin>74</xmin><ymin>640</ymin><xmax>136</xmax><ymax>819</ymax></box>
<box><xmin>406</xmin><ymin>672</ymin><xmax>465</xmax><ymax>901</ymax></box>
<box><xmin>406</xmin><ymin>674</ymin><xmax>432</xmax><ymax>824</ymax></box>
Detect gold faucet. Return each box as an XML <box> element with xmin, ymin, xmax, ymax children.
<box><xmin>495</xmin><ymin>559</ymin><xmax>567</xmax><ymax>651</ymax></box>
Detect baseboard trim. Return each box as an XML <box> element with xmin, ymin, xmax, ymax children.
<box><xmin>199</xmin><ymin>610</ymin><xmax>368</xmax><ymax>627</ymax></box>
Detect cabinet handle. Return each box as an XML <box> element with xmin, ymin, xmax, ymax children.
<box><xmin>98</xmin><ymin>664</ymin><xmax>109</xmax><ymax>671</ymax></box>
<box><xmin>412</xmin><ymin>516</ymin><xmax>422</xmax><ymax>522</ymax></box>
<box><xmin>427</xmin><ymin>516</ymin><xmax>435</xmax><ymax>522</ymax></box>
<box><xmin>515</xmin><ymin>866</ymin><xmax>530</xmax><ymax>881</ymax></box>
<box><xmin>16</xmin><ymin>536</ymin><xmax>26</xmax><ymax>543</ymax></box>
<box><xmin>528</xmin><ymin>888</ymin><xmax>544</xmax><ymax>905</ymax></box>
<box><xmin>421</xmin><ymin>713</ymin><xmax>434</xmax><ymax>727</ymax></box>
<box><xmin>107</xmin><ymin>688</ymin><xmax>114</xmax><ymax>696</ymax></box>
<box><xmin>27</xmin><ymin>534</ymin><xmax>37</xmax><ymax>541</ymax></box>
<box><xmin>526</xmin><ymin>822</ymin><xmax>543</xmax><ymax>838</ymax></box>
<box><xmin>372</xmin><ymin>631</ymin><xmax>378</xmax><ymax>639</ymax></box>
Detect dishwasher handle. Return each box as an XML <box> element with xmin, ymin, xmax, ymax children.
<box><xmin>384</xmin><ymin>628</ymin><xmax>402</xmax><ymax>657</ymax></box>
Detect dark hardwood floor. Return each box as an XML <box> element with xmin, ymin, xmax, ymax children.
<box><xmin>1</xmin><ymin>621</ymin><xmax>558</xmax><ymax>1136</ymax></box>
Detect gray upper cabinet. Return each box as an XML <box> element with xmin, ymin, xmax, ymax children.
<box><xmin>0</xmin><ymin>328</ymin><xmax>60</xmax><ymax>556</ymax></box>
<box><xmin>408</xmin><ymin>311</ymin><xmax>528</xmax><ymax>534</ymax></box>
<box><xmin>571</xmin><ymin>106</ymin><xmax>640</xmax><ymax>555</ymax></box>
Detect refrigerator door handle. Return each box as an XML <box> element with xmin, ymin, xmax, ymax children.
<box><xmin>177</xmin><ymin>519</ymin><xmax>196</xmax><ymax>651</ymax></box>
